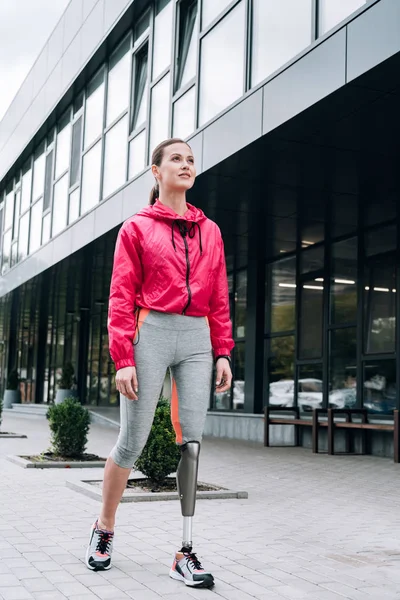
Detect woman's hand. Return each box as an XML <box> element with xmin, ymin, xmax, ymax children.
<box><xmin>116</xmin><ymin>366</ymin><xmax>139</xmax><ymax>400</ymax></box>
<box><xmin>215</xmin><ymin>358</ymin><xmax>232</xmax><ymax>394</ymax></box>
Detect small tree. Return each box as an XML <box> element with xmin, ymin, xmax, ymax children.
<box><xmin>46</xmin><ymin>397</ymin><xmax>90</xmax><ymax>458</ymax></box>
<box><xmin>6</xmin><ymin>370</ymin><xmax>20</xmax><ymax>391</ymax></box>
<box><xmin>58</xmin><ymin>362</ymin><xmax>75</xmax><ymax>390</ymax></box>
<box><xmin>135</xmin><ymin>397</ymin><xmax>181</xmax><ymax>487</ymax></box>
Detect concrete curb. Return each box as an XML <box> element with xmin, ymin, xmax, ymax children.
<box><xmin>6</xmin><ymin>455</ymin><xmax>106</xmax><ymax>469</ymax></box>
<box><xmin>66</xmin><ymin>478</ymin><xmax>248</xmax><ymax>503</ymax></box>
<box><xmin>0</xmin><ymin>433</ymin><xmax>27</xmax><ymax>439</ymax></box>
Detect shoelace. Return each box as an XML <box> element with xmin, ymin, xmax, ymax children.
<box><xmin>96</xmin><ymin>531</ymin><xmax>113</xmax><ymax>555</ymax></box>
<box><xmin>184</xmin><ymin>551</ymin><xmax>203</xmax><ymax>571</ymax></box>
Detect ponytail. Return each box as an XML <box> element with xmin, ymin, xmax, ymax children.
<box><xmin>149</xmin><ymin>183</ymin><xmax>158</xmax><ymax>205</ymax></box>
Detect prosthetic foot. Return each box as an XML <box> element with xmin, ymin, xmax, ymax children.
<box><xmin>169</xmin><ymin>441</ymin><xmax>214</xmax><ymax>588</ymax></box>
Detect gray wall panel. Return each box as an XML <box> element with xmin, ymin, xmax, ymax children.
<box><xmin>47</xmin><ymin>19</ymin><xmax>65</xmax><ymax>75</ymax></box>
<box><xmin>61</xmin><ymin>33</ymin><xmax>83</xmax><ymax>92</ymax></box>
<box><xmin>263</xmin><ymin>29</ymin><xmax>346</xmax><ymax>135</ymax></box>
<box><xmin>63</xmin><ymin>0</ymin><xmax>84</xmax><ymax>51</ymax></box>
<box><xmin>81</xmin><ymin>0</ymin><xmax>105</xmax><ymax>66</ymax></box>
<box><xmin>94</xmin><ymin>191</ymin><xmax>124</xmax><ymax>239</ymax></box>
<box><xmin>121</xmin><ymin>170</ymin><xmax>153</xmax><ymax>221</ymax></box>
<box><xmin>83</xmin><ymin>0</ymin><xmax>100</xmax><ymax>21</ymax></box>
<box><xmin>104</xmin><ymin>0</ymin><xmax>132</xmax><ymax>33</ymax></box>
<box><xmin>53</xmin><ymin>229</ymin><xmax>73</xmax><ymax>265</ymax></box>
<box><xmin>347</xmin><ymin>0</ymin><xmax>400</xmax><ymax>83</ymax></box>
<box><xmin>32</xmin><ymin>47</ymin><xmax>49</xmax><ymax>100</ymax></box>
<box><xmin>45</xmin><ymin>62</ymin><xmax>63</xmax><ymax>118</ymax></box>
<box><xmin>71</xmin><ymin>211</ymin><xmax>96</xmax><ymax>254</ymax></box>
<box><xmin>203</xmin><ymin>90</ymin><xmax>263</xmax><ymax>172</ymax></box>
<box><xmin>187</xmin><ymin>132</ymin><xmax>203</xmax><ymax>175</ymax></box>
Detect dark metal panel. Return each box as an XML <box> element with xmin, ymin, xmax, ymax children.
<box><xmin>347</xmin><ymin>0</ymin><xmax>400</xmax><ymax>85</ymax></box>
<box><xmin>202</xmin><ymin>89</ymin><xmax>262</xmax><ymax>172</ymax></box>
<box><xmin>262</xmin><ymin>29</ymin><xmax>346</xmax><ymax>136</ymax></box>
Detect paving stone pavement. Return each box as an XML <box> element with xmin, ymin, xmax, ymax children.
<box><xmin>1</xmin><ymin>413</ymin><xmax>400</xmax><ymax>600</ymax></box>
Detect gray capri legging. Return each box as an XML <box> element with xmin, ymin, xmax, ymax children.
<box><xmin>110</xmin><ymin>309</ymin><xmax>214</xmax><ymax>469</ymax></box>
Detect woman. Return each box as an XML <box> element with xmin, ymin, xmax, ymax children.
<box><xmin>85</xmin><ymin>138</ymin><xmax>234</xmax><ymax>589</ymax></box>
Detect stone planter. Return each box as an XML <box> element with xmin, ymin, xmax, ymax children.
<box><xmin>3</xmin><ymin>389</ymin><xmax>20</xmax><ymax>409</ymax></box>
<box><xmin>55</xmin><ymin>389</ymin><xmax>78</xmax><ymax>404</ymax></box>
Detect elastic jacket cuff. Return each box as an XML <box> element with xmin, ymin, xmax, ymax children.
<box><xmin>215</xmin><ymin>355</ymin><xmax>231</xmax><ymax>365</ymax></box>
<box><xmin>115</xmin><ymin>358</ymin><xmax>136</xmax><ymax>371</ymax></box>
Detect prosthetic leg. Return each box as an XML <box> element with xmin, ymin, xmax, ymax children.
<box><xmin>176</xmin><ymin>441</ymin><xmax>200</xmax><ymax>551</ymax></box>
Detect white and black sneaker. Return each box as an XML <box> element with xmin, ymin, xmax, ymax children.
<box><xmin>169</xmin><ymin>547</ymin><xmax>214</xmax><ymax>588</ymax></box>
<box><xmin>85</xmin><ymin>520</ymin><xmax>114</xmax><ymax>571</ymax></box>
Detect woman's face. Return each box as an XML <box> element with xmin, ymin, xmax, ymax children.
<box><xmin>153</xmin><ymin>142</ymin><xmax>196</xmax><ymax>193</ymax></box>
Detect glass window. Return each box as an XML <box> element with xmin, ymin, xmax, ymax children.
<box><xmin>366</xmin><ymin>193</ymin><xmax>396</xmax><ymax>227</ymax></box>
<box><xmin>84</xmin><ymin>70</ymin><xmax>105</xmax><ymax>148</ymax></box>
<box><xmin>268</xmin><ymin>336</ymin><xmax>295</xmax><ymax>407</ymax></box>
<box><xmin>131</xmin><ymin>44</ymin><xmax>149</xmax><ymax>132</ymax></box>
<box><xmin>52</xmin><ymin>174</ymin><xmax>69</xmax><ymax>237</ymax></box>
<box><xmin>199</xmin><ymin>2</ymin><xmax>245</xmax><ymax>125</ymax></box>
<box><xmin>106</xmin><ymin>38</ymin><xmax>131</xmax><ymax>126</ymax></box>
<box><xmin>299</xmin><ymin>280</ymin><xmax>324</xmax><ymax>359</ymax></box>
<box><xmin>365</xmin><ymin>224</ymin><xmax>396</xmax><ymax>257</ymax></box>
<box><xmin>0</xmin><ymin>205</ymin><xmax>2</xmax><ymax>252</ymax></box>
<box><xmin>29</xmin><ymin>199</ymin><xmax>43</xmax><ymax>254</ymax></box>
<box><xmin>135</xmin><ymin>9</ymin><xmax>150</xmax><ymax>42</ymax></box>
<box><xmin>268</xmin><ymin>256</ymin><xmax>296</xmax><ymax>334</ymax></box>
<box><xmin>10</xmin><ymin>242</ymin><xmax>18</xmax><ymax>268</ymax></box>
<box><xmin>70</xmin><ymin>117</ymin><xmax>83</xmax><ymax>187</ymax></box>
<box><xmin>364</xmin><ymin>257</ymin><xmax>396</xmax><ymax>355</ymax></box>
<box><xmin>74</xmin><ymin>92</ymin><xmax>84</xmax><ymax>115</ymax></box>
<box><xmin>81</xmin><ymin>141</ymin><xmax>102</xmax><ymax>214</ymax></box>
<box><xmin>21</xmin><ymin>162</ymin><xmax>32</xmax><ymax>214</ymax></box>
<box><xmin>319</xmin><ymin>0</ymin><xmax>366</xmax><ymax>36</ymax></box>
<box><xmin>301</xmin><ymin>245</ymin><xmax>324</xmax><ymax>274</ymax></box>
<box><xmin>331</xmin><ymin>238</ymin><xmax>357</xmax><ymax>325</ymax></box>
<box><xmin>13</xmin><ymin>189</ymin><xmax>21</xmax><ymax>239</ymax></box>
<box><xmin>232</xmin><ymin>342</ymin><xmax>245</xmax><ymax>410</ymax></box>
<box><xmin>42</xmin><ymin>213</ymin><xmax>51</xmax><ymax>245</ymax></box>
<box><xmin>32</xmin><ymin>148</ymin><xmax>46</xmax><ymax>202</ymax></box>
<box><xmin>152</xmin><ymin>0</ymin><xmax>174</xmax><ymax>80</ymax></box>
<box><xmin>55</xmin><ymin>120</ymin><xmax>71</xmax><ymax>179</ymax></box>
<box><xmin>331</xmin><ymin>193</ymin><xmax>358</xmax><ymax>238</ymax></box>
<box><xmin>329</xmin><ymin>328</ymin><xmax>357</xmax><ymax>409</ymax></box>
<box><xmin>103</xmin><ymin>116</ymin><xmax>128</xmax><ymax>198</ymax></box>
<box><xmin>173</xmin><ymin>86</ymin><xmax>196</xmax><ymax>139</ymax></box>
<box><xmin>129</xmin><ymin>131</ymin><xmax>146</xmax><ymax>179</ymax></box>
<box><xmin>176</xmin><ymin>0</ymin><xmax>198</xmax><ymax>91</ymax></box>
<box><xmin>2</xmin><ymin>229</ymin><xmax>11</xmax><ymax>273</ymax></box>
<box><xmin>43</xmin><ymin>150</ymin><xmax>54</xmax><ymax>211</ymax></box>
<box><xmin>363</xmin><ymin>359</ymin><xmax>396</xmax><ymax>414</ymax></box>
<box><xmin>18</xmin><ymin>212</ymin><xmax>29</xmax><ymax>261</ymax></box>
<box><xmin>298</xmin><ymin>364</ymin><xmax>323</xmax><ymax>412</ymax></box>
<box><xmin>202</xmin><ymin>0</ymin><xmax>231</xmax><ymax>29</ymax></box>
<box><xmin>4</xmin><ymin>187</ymin><xmax>14</xmax><ymax>230</ymax></box>
<box><xmin>149</xmin><ymin>73</ymin><xmax>171</xmax><ymax>156</ymax></box>
<box><xmin>252</xmin><ymin>0</ymin><xmax>312</xmax><ymax>87</ymax></box>
<box><xmin>235</xmin><ymin>270</ymin><xmax>246</xmax><ymax>339</ymax></box>
<box><xmin>69</xmin><ymin>188</ymin><xmax>80</xmax><ymax>224</ymax></box>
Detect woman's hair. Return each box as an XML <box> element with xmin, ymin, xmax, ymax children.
<box><xmin>149</xmin><ymin>138</ymin><xmax>191</xmax><ymax>205</ymax></box>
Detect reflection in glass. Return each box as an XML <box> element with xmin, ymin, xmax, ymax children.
<box><xmin>106</xmin><ymin>39</ymin><xmax>130</xmax><ymax>126</ymax></box>
<box><xmin>4</xmin><ymin>188</ymin><xmax>14</xmax><ymax>230</ymax></box>
<box><xmin>319</xmin><ymin>0</ymin><xmax>366</xmax><ymax>35</ymax></box>
<box><xmin>299</xmin><ymin>281</ymin><xmax>324</xmax><ymax>359</ymax></box>
<box><xmin>176</xmin><ymin>0</ymin><xmax>198</xmax><ymax>90</ymax></box>
<box><xmin>331</xmin><ymin>194</ymin><xmax>358</xmax><ymax>238</ymax></box>
<box><xmin>70</xmin><ymin>118</ymin><xmax>82</xmax><ymax>187</ymax></box>
<box><xmin>152</xmin><ymin>0</ymin><xmax>173</xmax><ymax>80</ymax></box>
<box><xmin>331</xmin><ymin>238</ymin><xmax>357</xmax><ymax>324</ymax></box>
<box><xmin>29</xmin><ymin>199</ymin><xmax>43</xmax><ymax>254</ymax></box>
<box><xmin>13</xmin><ymin>190</ymin><xmax>21</xmax><ymax>239</ymax></box>
<box><xmin>42</xmin><ymin>213</ymin><xmax>51</xmax><ymax>245</ymax></box>
<box><xmin>202</xmin><ymin>0</ymin><xmax>231</xmax><ymax>29</ymax></box>
<box><xmin>301</xmin><ymin>245</ymin><xmax>324</xmax><ymax>274</ymax></box>
<box><xmin>55</xmin><ymin>122</ymin><xmax>71</xmax><ymax>179</ymax></box>
<box><xmin>10</xmin><ymin>242</ymin><xmax>18</xmax><ymax>267</ymax></box>
<box><xmin>363</xmin><ymin>360</ymin><xmax>396</xmax><ymax>414</ymax></box>
<box><xmin>131</xmin><ymin>45</ymin><xmax>149</xmax><ymax>131</ymax></box>
<box><xmin>84</xmin><ymin>70</ymin><xmax>105</xmax><ymax>148</ymax></box>
<box><xmin>21</xmin><ymin>162</ymin><xmax>32</xmax><ymax>214</ymax></box>
<box><xmin>2</xmin><ymin>229</ymin><xmax>11</xmax><ymax>273</ymax></box>
<box><xmin>298</xmin><ymin>364</ymin><xmax>323</xmax><ymax>412</ymax></box>
<box><xmin>232</xmin><ymin>342</ymin><xmax>245</xmax><ymax>410</ymax></box>
<box><xmin>199</xmin><ymin>1</ymin><xmax>245</xmax><ymax>125</ymax></box>
<box><xmin>252</xmin><ymin>0</ymin><xmax>312</xmax><ymax>87</ymax></box>
<box><xmin>329</xmin><ymin>328</ymin><xmax>357</xmax><ymax>409</ymax></box>
<box><xmin>173</xmin><ymin>86</ymin><xmax>196</xmax><ymax>140</ymax></box>
<box><xmin>43</xmin><ymin>150</ymin><xmax>54</xmax><ymax>211</ymax></box>
<box><xmin>129</xmin><ymin>131</ymin><xmax>146</xmax><ymax>179</ymax></box>
<box><xmin>52</xmin><ymin>174</ymin><xmax>69</xmax><ymax>237</ymax></box>
<box><xmin>18</xmin><ymin>212</ymin><xmax>30</xmax><ymax>260</ymax></box>
<box><xmin>268</xmin><ymin>336</ymin><xmax>295</xmax><ymax>407</ymax></box>
<box><xmin>269</xmin><ymin>256</ymin><xmax>296</xmax><ymax>333</ymax></box>
<box><xmin>81</xmin><ymin>141</ymin><xmax>102</xmax><ymax>214</ymax></box>
<box><xmin>103</xmin><ymin>116</ymin><xmax>128</xmax><ymax>198</ymax></box>
<box><xmin>364</xmin><ymin>258</ymin><xmax>396</xmax><ymax>354</ymax></box>
<box><xmin>365</xmin><ymin>224</ymin><xmax>396</xmax><ymax>257</ymax></box>
<box><xmin>32</xmin><ymin>150</ymin><xmax>46</xmax><ymax>201</ymax></box>
<box><xmin>69</xmin><ymin>188</ymin><xmax>80</xmax><ymax>224</ymax></box>
<box><xmin>149</xmin><ymin>74</ymin><xmax>170</xmax><ymax>156</ymax></box>
<box><xmin>235</xmin><ymin>270</ymin><xmax>246</xmax><ymax>338</ymax></box>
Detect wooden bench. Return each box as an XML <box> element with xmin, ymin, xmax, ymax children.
<box><xmin>327</xmin><ymin>408</ymin><xmax>400</xmax><ymax>463</ymax></box>
<box><xmin>264</xmin><ymin>406</ymin><xmax>321</xmax><ymax>452</ymax></box>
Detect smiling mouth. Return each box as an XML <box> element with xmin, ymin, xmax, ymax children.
<box><xmin>179</xmin><ymin>174</ymin><xmax>191</xmax><ymax>178</ymax></box>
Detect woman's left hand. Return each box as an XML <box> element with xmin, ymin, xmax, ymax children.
<box><xmin>215</xmin><ymin>358</ymin><xmax>232</xmax><ymax>393</ymax></box>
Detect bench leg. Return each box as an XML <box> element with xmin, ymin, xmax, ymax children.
<box><xmin>264</xmin><ymin>407</ymin><xmax>269</xmax><ymax>447</ymax></box>
<box><xmin>312</xmin><ymin>410</ymin><xmax>318</xmax><ymax>453</ymax></box>
<box><xmin>394</xmin><ymin>410</ymin><xmax>399</xmax><ymax>463</ymax></box>
<box><xmin>328</xmin><ymin>409</ymin><xmax>334</xmax><ymax>455</ymax></box>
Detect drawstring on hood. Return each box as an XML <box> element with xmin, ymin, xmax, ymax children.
<box><xmin>171</xmin><ymin>220</ymin><xmax>203</xmax><ymax>255</ymax></box>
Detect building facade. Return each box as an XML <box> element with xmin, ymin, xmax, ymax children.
<box><xmin>0</xmin><ymin>0</ymin><xmax>399</xmax><ymax>443</ymax></box>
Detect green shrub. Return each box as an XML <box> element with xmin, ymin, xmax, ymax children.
<box><xmin>135</xmin><ymin>397</ymin><xmax>180</xmax><ymax>486</ymax></box>
<box><xmin>58</xmin><ymin>362</ymin><xmax>75</xmax><ymax>389</ymax></box>
<box><xmin>6</xmin><ymin>370</ymin><xmax>19</xmax><ymax>391</ymax></box>
<box><xmin>46</xmin><ymin>397</ymin><xmax>90</xmax><ymax>458</ymax></box>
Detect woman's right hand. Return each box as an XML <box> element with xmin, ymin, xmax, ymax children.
<box><xmin>116</xmin><ymin>366</ymin><xmax>139</xmax><ymax>401</ymax></box>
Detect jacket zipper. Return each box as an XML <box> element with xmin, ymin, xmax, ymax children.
<box><xmin>182</xmin><ymin>236</ymin><xmax>192</xmax><ymax>315</ymax></box>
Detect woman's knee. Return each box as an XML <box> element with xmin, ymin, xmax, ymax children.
<box><xmin>110</xmin><ymin>442</ymin><xmax>140</xmax><ymax>469</ymax></box>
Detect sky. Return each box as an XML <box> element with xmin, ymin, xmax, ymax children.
<box><xmin>0</xmin><ymin>0</ymin><xmax>70</xmax><ymax>121</ymax></box>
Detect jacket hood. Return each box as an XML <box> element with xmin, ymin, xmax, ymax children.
<box><xmin>136</xmin><ymin>199</ymin><xmax>207</xmax><ymax>224</ymax></box>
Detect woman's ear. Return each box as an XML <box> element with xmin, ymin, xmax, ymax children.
<box><xmin>151</xmin><ymin>164</ymin><xmax>159</xmax><ymax>179</ymax></box>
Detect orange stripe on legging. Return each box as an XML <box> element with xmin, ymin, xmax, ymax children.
<box><xmin>171</xmin><ymin>378</ymin><xmax>183</xmax><ymax>444</ymax></box>
<box><xmin>134</xmin><ymin>308</ymin><xmax>150</xmax><ymax>342</ymax></box>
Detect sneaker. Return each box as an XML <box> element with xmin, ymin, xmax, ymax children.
<box><xmin>169</xmin><ymin>548</ymin><xmax>214</xmax><ymax>588</ymax></box>
<box><xmin>85</xmin><ymin>520</ymin><xmax>114</xmax><ymax>571</ymax></box>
